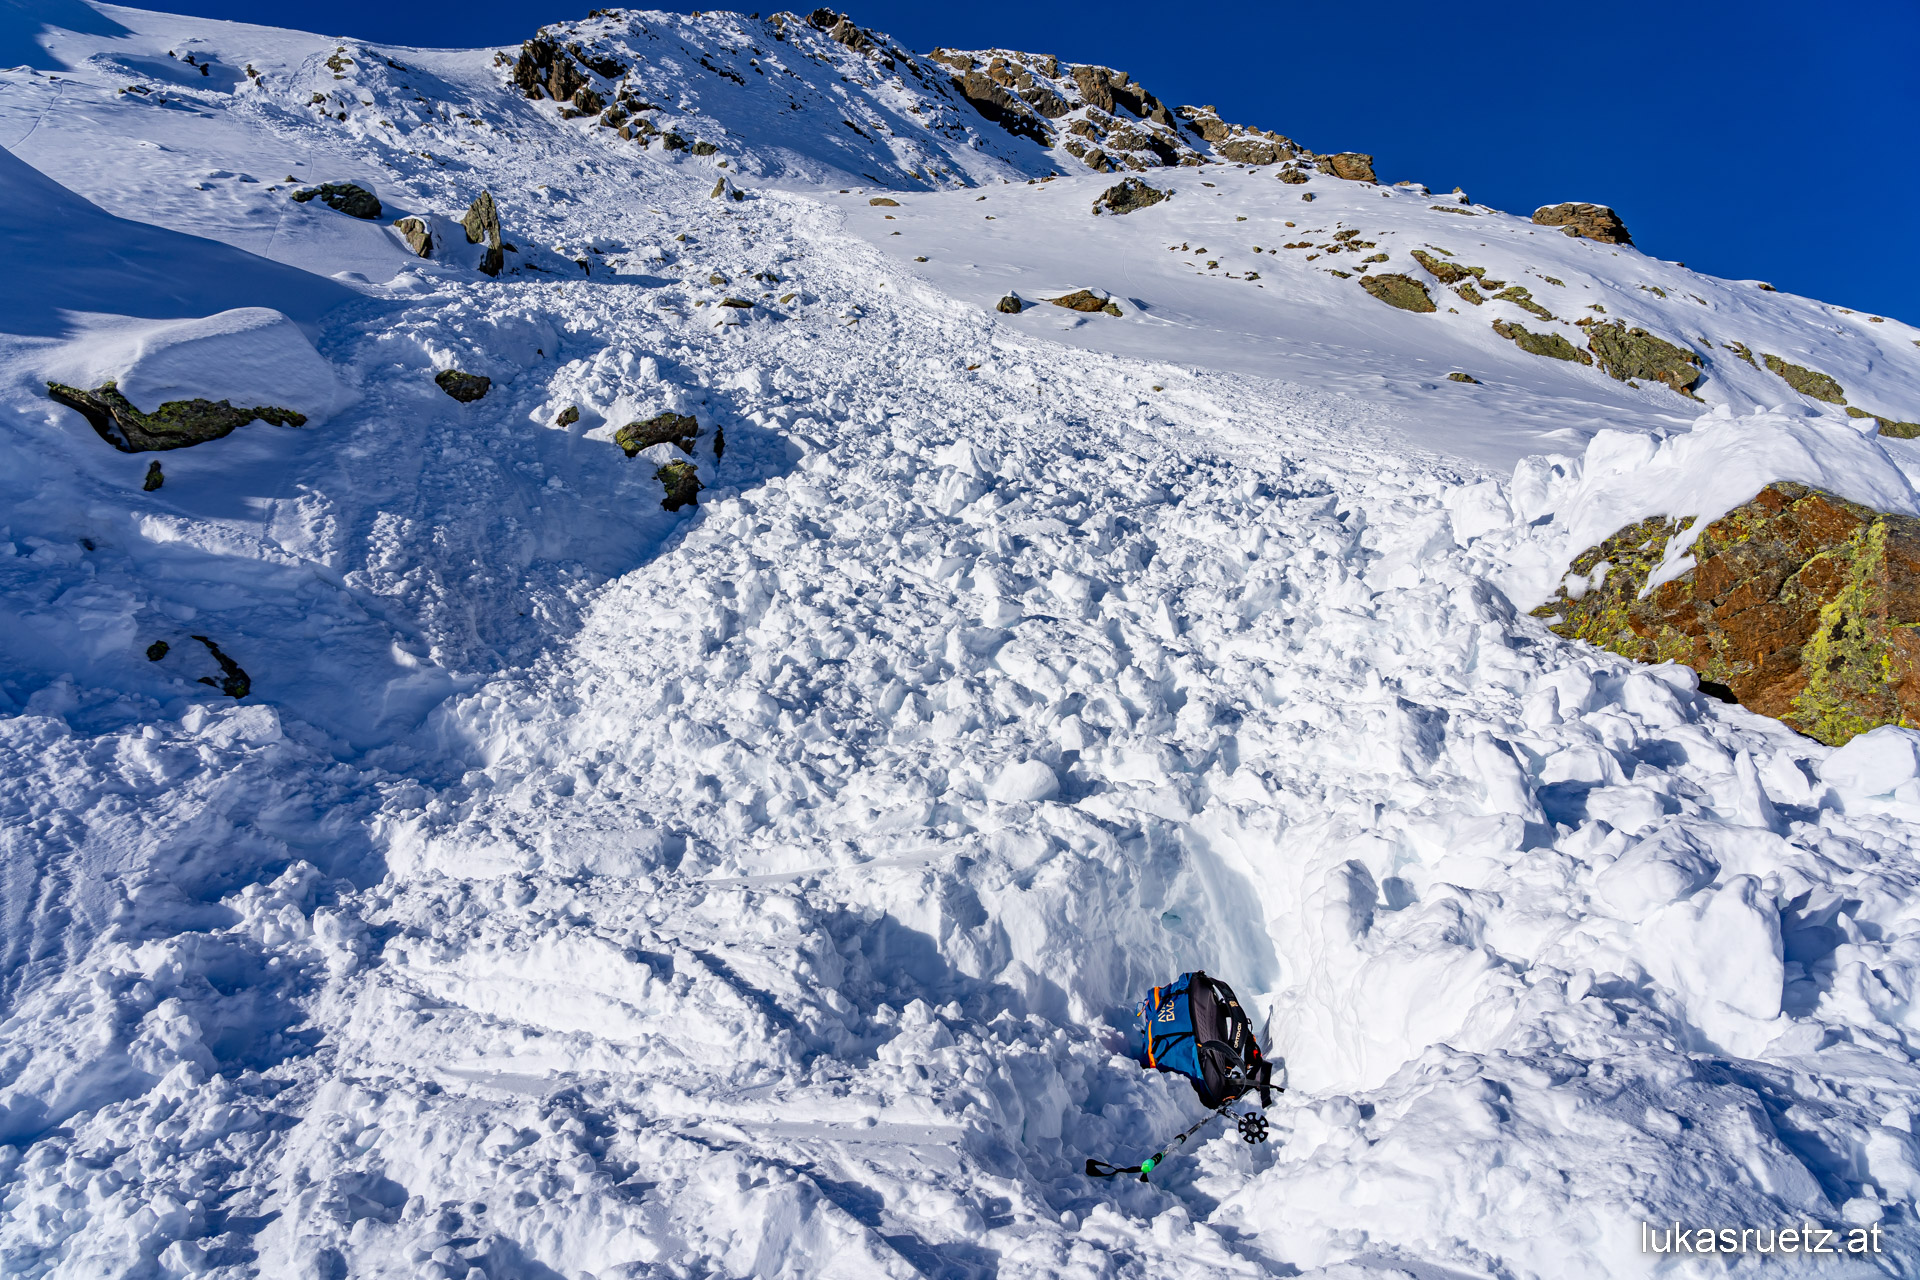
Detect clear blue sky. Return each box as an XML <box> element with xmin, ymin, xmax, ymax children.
<box><xmin>121</xmin><ymin>0</ymin><xmax>1919</xmax><ymax>322</ymax></box>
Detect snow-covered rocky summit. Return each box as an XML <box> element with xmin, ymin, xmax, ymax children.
<box><xmin>4</xmin><ymin>2</ymin><xmax>1920</xmax><ymax>1277</ymax></box>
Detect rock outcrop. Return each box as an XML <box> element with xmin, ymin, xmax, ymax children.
<box><xmin>1536</xmin><ymin>482</ymin><xmax>1920</xmax><ymax>745</ymax></box>
<box><xmin>291</xmin><ymin>182</ymin><xmax>381</xmax><ymax>219</ymax></box>
<box><xmin>1092</xmin><ymin>177</ymin><xmax>1166</xmax><ymax>215</ymax></box>
<box><xmin>1532</xmin><ymin>202</ymin><xmax>1632</xmax><ymax>245</ymax></box>
<box><xmin>434</xmin><ymin>369</ymin><xmax>491</xmax><ymax>402</ymax></box>
<box><xmin>462</xmin><ymin>191</ymin><xmax>505</xmax><ymax>277</ymax></box>
<box><xmin>512</xmin><ymin>37</ymin><xmax>622</xmax><ymax>102</ymax></box>
<box><xmin>1585</xmin><ymin>323</ymin><xmax>1702</xmax><ymax>397</ymax></box>
<box><xmin>395</xmin><ymin>216</ymin><xmax>432</xmax><ymax>257</ymax></box>
<box><xmin>1763</xmin><ymin>354</ymin><xmax>1846</xmax><ymax>404</ymax></box>
<box><xmin>1409</xmin><ymin>249</ymin><xmax>1483</xmax><ymax>286</ymax></box>
<box><xmin>48</xmin><ymin>381</ymin><xmax>305</xmax><ymax>452</ymax></box>
<box><xmin>1493</xmin><ymin>320</ymin><xmax>1591</xmax><ymax>364</ymax></box>
<box><xmin>1315</xmin><ymin>153</ymin><xmax>1376</xmax><ymax>183</ymax></box>
<box><xmin>616</xmin><ymin>412</ymin><xmax>699</xmax><ymax>457</ymax></box>
<box><xmin>1049</xmin><ymin>289</ymin><xmax>1122</xmax><ymax>316</ymax></box>
<box><xmin>1359</xmin><ymin>274</ymin><xmax>1435</xmax><ymax>313</ymax></box>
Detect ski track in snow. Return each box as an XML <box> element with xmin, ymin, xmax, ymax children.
<box><xmin>3</xmin><ymin>6</ymin><xmax>1920</xmax><ymax>1278</ymax></box>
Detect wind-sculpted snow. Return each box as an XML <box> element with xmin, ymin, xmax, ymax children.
<box><xmin>3</xmin><ymin>5</ymin><xmax>1920</xmax><ymax>1278</ymax></box>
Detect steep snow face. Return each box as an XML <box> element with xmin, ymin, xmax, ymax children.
<box><xmin>3</xmin><ymin>5</ymin><xmax>1920</xmax><ymax>1280</ymax></box>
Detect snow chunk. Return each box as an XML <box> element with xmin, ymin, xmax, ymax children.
<box><xmin>987</xmin><ymin>758</ymin><xmax>1059</xmax><ymax>803</ymax></box>
<box><xmin>1818</xmin><ymin>725</ymin><xmax>1920</xmax><ymax>799</ymax></box>
<box><xmin>43</xmin><ymin>307</ymin><xmax>354</xmax><ymax>423</ymax></box>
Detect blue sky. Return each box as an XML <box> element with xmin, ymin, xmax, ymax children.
<box><xmin>120</xmin><ymin>0</ymin><xmax>1919</xmax><ymax>322</ymax></box>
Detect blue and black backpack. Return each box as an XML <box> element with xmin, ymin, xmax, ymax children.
<box><xmin>1132</xmin><ymin>970</ymin><xmax>1274</xmax><ymax>1109</ymax></box>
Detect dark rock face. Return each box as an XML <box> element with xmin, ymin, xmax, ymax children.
<box><xmin>1532</xmin><ymin>202</ymin><xmax>1632</xmax><ymax>245</ymax></box>
<box><xmin>395</xmin><ymin>216</ymin><xmax>432</xmax><ymax>258</ymax></box>
<box><xmin>192</xmin><ymin>635</ymin><xmax>251</xmax><ymax>699</ymax></box>
<box><xmin>1048</xmin><ymin>289</ymin><xmax>1122</xmax><ymax>316</ymax></box>
<box><xmin>616</xmin><ymin>412</ymin><xmax>699</xmax><ymax>458</ymax></box>
<box><xmin>1492</xmin><ymin>321</ymin><xmax>1591</xmax><ymax>363</ymax></box>
<box><xmin>996</xmin><ymin>294</ymin><xmax>1024</xmax><ymax>314</ymax></box>
<box><xmin>1762</xmin><ymin>354</ymin><xmax>1846</xmax><ymax>404</ymax></box>
<box><xmin>435</xmin><ymin>370</ymin><xmax>491</xmax><ymax>402</ymax></box>
<box><xmin>513</xmin><ymin>38</ymin><xmax>594</xmax><ymax>103</ymax></box>
<box><xmin>462</xmin><ymin>191</ymin><xmax>504</xmax><ymax>277</ymax></box>
<box><xmin>1586</xmin><ymin>323</ymin><xmax>1702</xmax><ymax>397</ymax></box>
<box><xmin>1316</xmin><ymin>153</ymin><xmax>1376</xmax><ymax>182</ymax></box>
<box><xmin>1359</xmin><ymin>274</ymin><xmax>1435</xmax><ymax>313</ymax></box>
<box><xmin>1536</xmin><ymin>482</ymin><xmax>1920</xmax><ymax>746</ymax></box>
<box><xmin>656</xmin><ymin>460</ymin><xmax>702</xmax><ymax>510</ymax></box>
<box><xmin>291</xmin><ymin>183</ymin><xmax>381</xmax><ymax>219</ymax></box>
<box><xmin>48</xmin><ymin>381</ymin><xmax>305</xmax><ymax>452</ymax></box>
<box><xmin>1093</xmin><ymin>177</ymin><xmax>1166</xmax><ymax>215</ymax></box>
<box><xmin>949</xmin><ymin>71</ymin><xmax>1049</xmax><ymax>144</ymax></box>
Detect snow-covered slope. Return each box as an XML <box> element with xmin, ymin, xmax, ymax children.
<box><xmin>4</xmin><ymin>4</ymin><xmax>1920</xmax><ymax>1278</ymax></box>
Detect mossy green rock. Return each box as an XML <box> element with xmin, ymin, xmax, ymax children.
<box><xmin>48</xmin><ymin>381</ymin><xmax>306</xmax><ymax>453</ymax></box>
<box><xmin>1493</xmin><ymin>321</ymin><xmax>1591</xmax><ymax>364</ymax></box>
<box><xmin>1492</xmin><ymin>285</ymin><xmax>1553</xmax><ymax>320</ymax></box>
<box><xmin>435</xmin><ymin>369</ymin><xmax>491</xmax><ymax>402</ymax></box>
<box><xmin>1585</xmin><ymin>323</ymin><xmax>1703</xmax><ymax>397</ymax></box>
<box><xmin>657</xmin><ymin>460</ymin><xmax>702</xmax><ymax>511</ymax></box>
<box><xmin>1534</xmin><ymin>482</ymin><xmax>1920</xmax><ymax>746</ymax></box>
<box><xmin>1359</xmin><ymin>273</ymin><xmax>1435</xmax><ymax>313</ymax></box>
<box><xmin>1763</xmin><ymin>354</ymin><xmax>1845</xmax><ymax>404</ymax></box>
<box><xmin>292</xmin><ymin>182</ymin><xmax>381</xmax><ymax>219</ymax></box>
<box><xmin>616</xmin><ymin>412</ymin><xmax>698</xmax><ymax>457</ymax></box>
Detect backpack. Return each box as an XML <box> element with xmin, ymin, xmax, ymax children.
<box><xmin>1133</xmin><ymin>970</ymin><xmax>1273</xmax><ymax>1109</ymax></box>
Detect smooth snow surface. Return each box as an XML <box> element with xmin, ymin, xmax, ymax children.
<box><xmin>4</xmin><ymin>4</ymin><xmax>1920</xmax><ymax>1278</ymax></box>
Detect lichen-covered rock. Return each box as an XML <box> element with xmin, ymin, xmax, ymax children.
<box><xmin>616</xmin><ymin>412</ymin><xmax>698</xmax><ymax>457</ymax></box>
<box><xmin>434</xmin><ymin>369</ymin><xmax>491</xmax><ymax>402</ymax></box>
<box><xmin>394</xmin><ymin>216</ymin><xmax>432</xmax><ymax>257</ymax></box>
<box><xmin>1492</xmin><ymin>285</ymin><xmax>1553</xmax><ymax>320</ymax></box>
<box><xmin>1093</xmin><ymin>177</ymin><xmax>1166</xmax><ymax>215</ymax></box>
<box><xmin>710</xmin><ymin>176</ymin><xmax>743</xmax><ymax>201</ymax></box>
<box><xmin>1763</xmin><ymin>353</ymin><xmax>1845</xmax><ymax>404</ymax></box>
<box><xmin>1447</xmin><ymin>372</ymin><xmax>1480</xmax><ymax>383</ymax></box>
<box><xmin>1492</xmin><ymin>321</ymin><xmax>1592</xmax><ymax>364</ymax></box>
<box><xmin>1315</xmin><ymin>152</ymin><xmax>1376</xmax><ymax>182</ymax></box>
<box><xmin>1531</xmin><ymin>202</ymin><xmax>1632</xmax><ymax>245</ymax></box>
<box><xmin>1535</xmin><ymin>482</ymin><xmax>1920</xmax><ymax>745</ymax></box>
<box><xmin>1880</xmin><ymin>420</ymin><xmax>1920</xmax><ymax>439</ymax></box>
<box><xmin>868</xmin><ymin>197</ymin><xmax>900</xmax><ymax>206</ymax></box>
<box><xmin>48</xmin><ymin>381</ymin><xmax>306</xmax><ymax>452</ymax></box>
<box><xmin>1359</xmin><ymin>274</ymin><xmax>1435</xmax><ymax>313</ymax></box>
<box><xmin>1049</xmin><ymin>289</ymin><xmax>1121</xmax><ymax>316</ymax></box>
<box><xmin>291</xmin><ymin>182</ymin><xmax>381</xmax><ymax>219</ymax></box>
<box><xmin>555</xmin><ymin>405</ymin><xmax>580</xmax><ymax>428</ymax></box>
<box><xmin>143</xmin><ymin>461</ymin><xmax>164</xmax><ymax>490</ymax></box>
<box><xmin>462</xmin><ymin>190</ymin><xmax>504</xmax><ymax>277</ymax></box>
<box><xmin>996</xmin><ymin>294</ymin><xmax>1024</xmax><ymax>314</ymax></box>
<box><xmin>1409</xmin><ymin>249</ymin><xmax>1483</xmax><ymax>285</ymax></box>
<box><xmin>657</xmin><ymin>460</ymin><xmax>702</xmax><ymax>511</ymax></box>
<box><xmin>1586</xmin><ymin>323</ymin><xmax>1702</xmax><ymax>397</ymax></box>
<box><xmin>1456</xmin><ymin>282</ymin><xmax>1485</xmax><ymax>305</ymax></box>
<box><xmin>1276</xmin><ymin>167</ymin><xmax>1308</xmax><ymax>185</ymax></box>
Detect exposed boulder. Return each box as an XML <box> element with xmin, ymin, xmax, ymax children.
<box><xmin>1492</xmin><ymin>320</ymin><xmax>1592</xmax><ymax>364</ymax></box>
<box><xmin>1585</xmin><ymin>323</ymin><xmax>1703</xmax><ymax>397</ymax></box>
<box><xmin>1536</xmin><ymin>482</ymin><xmax>1920</xmax><ymax>745</ymax></box>
<box><xmin>1093</xmin><ymin>177</ymin><xmax>1166</xmax><ymax>215</ymax></box>
<box><xmin>48</xmin><ymin>380</ymin><xmax>306</xmax><ymax>452</ymax></box>
<box><xmin>1049</xmin><ymin>289</ymin><xmax>1122</xmax><ymax>316</ymax></box>
<box><xmin>616</xmin><ymin>411</ymin><xmax>698</xmax><ymax>457</ymax></box>
<box><xmin>1492</xmin><ymin>285</ymin><xmax>1553</xmax><ymax>320</ymax></box>
<box><xmin>462</xmin><ymin>191</ymin><xmax>504</xmax><ymax>277</ymax></box>
<box><xmin>710</xmin><ymin>176</ymin><xmax>743</xmax><ymax>201</ymax></box>
<box><xmin>143</xmin><ymin>461</ymin><xmax>164</xmax><ymax>490</ymax></box>
<box><xmin>1359</xmin><ymin>274</ymin><xmax>1435</xmax><ymax>313</ymax></box>
<box><xmin>291</xmin><ymin>182</ymin><xmax>381</xmax><ymax>219</ymax></box>
<box><xmin>1447</xmin><ymin>372</ymin><xmax>1480</xmax><ymax>383</ymax></box>
<box><xmin>434</xmin><ymin>369</ymin><xmax>491</xmax><ymax>402</ymax></box>
<box><xmin>996</xmin><ymin>294</ymin><xmax>1024</xmax><ymax>314</ymax></box>
<box><xmin>395</xmin><ymin>216</ymin><xmax>432</xmax><ymax>258</ymax></box>
<box><xmin>1762</xmin><ymin>353</ymin><xmax>1846</xmax><ymax>404</ymax></box>
<box><xmin>1316</xmin><ymin>153</ymin><xmax>1377</xmax><ymax>182</ymax></box>
<box><xmin>1277</xmin><ymin>167</ymin><xmax>1309</xmax><ymax>185</ymax></box>
<box><xmin>869</xmin><ymin>197</ymin><xmax>900</xmax><ymax>206</ymax></box>
<box><xmin>1532</xmin><ymin>202</ymin><xmax>1632</xmax><ymax>245</ymax></box>
<box><xmin>657</xmin><ymin>460</ymin><xmax>702</xmax><ymax>510</ymax></box>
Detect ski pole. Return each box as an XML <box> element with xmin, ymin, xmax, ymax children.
<box><xmin>1085</xmin><ymin>1103</ymin><xmax>1232</xmax><ymax>1183</ymax></box>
